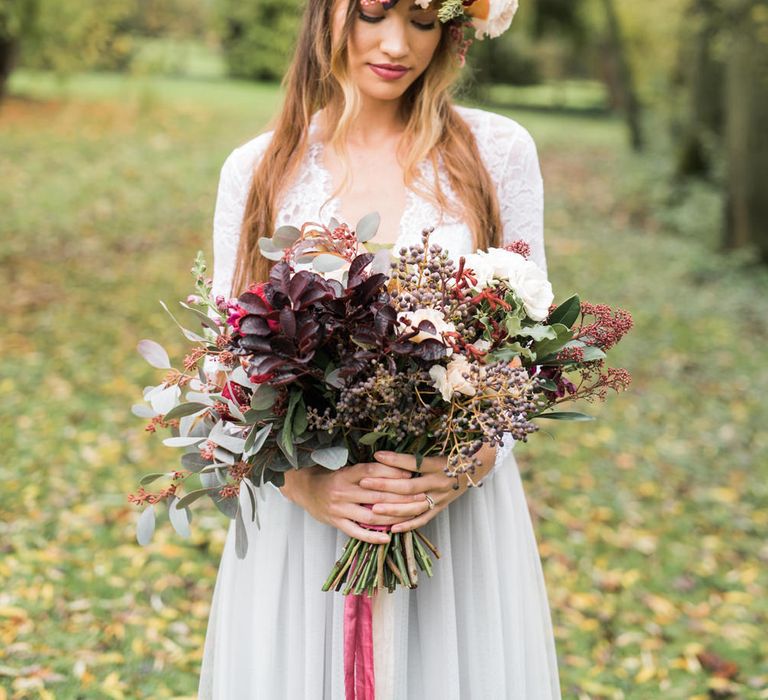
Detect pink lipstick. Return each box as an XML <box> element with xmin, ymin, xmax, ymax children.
<box><xmin>368</xmin><ymin>63</ymin><xmax>410</xmax><ymax>80</ymax></box>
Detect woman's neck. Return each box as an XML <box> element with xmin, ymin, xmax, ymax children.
<box><xmin>317</xmin><ymin>98</ymin><xmax>406</xmax><ymax>149</ymax></box>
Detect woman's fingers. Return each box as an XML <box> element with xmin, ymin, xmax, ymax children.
<box><xmin>358</xmin><ymin>474</ymin><xmax>443</xmax><ymax>495</ymax></box>
<box><xmin>346</xmin><ymin>504</ymin><xmax>406</xmax><ymax>528</ymax></box>
<box><xmin>336</xmin><ymin>518</ymin><xmax>392</xmax><ymax>544</ymax></box>
<box><xmin>372</xmin><ymin>451</ymin><xmax>421</xmax><ymax>472</ymax></box>
<box><xmin>371</xmin><ymin>499</ymin><xmax>431</xmax><ymax>519</ymax></box>
<box><xmin>390</xmin><ymin>508</ymin><xmax>438</xmax><ymax>533</ymax></box>
<box><xmin>373</xmin><ymin>451</ymin><xmax>445</xmax><ymax>474</ymax></box>
<box><xmin>346</xmin><ymin>462</ymin><xmax>413</xmax><ymax>481</ymax></box>
<box><xmin>348</xmin><ymin>486</ymin><xmax>426</xmax><ymax>505</ymax></box>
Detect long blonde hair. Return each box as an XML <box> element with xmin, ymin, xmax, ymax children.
<box><xmin>230</xmin><ymin>0</ymin><xmax>503</xmax><ymax>296</ymax></box>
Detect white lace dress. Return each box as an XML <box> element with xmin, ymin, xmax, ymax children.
<box><xmin>198</xmin><ymin>105</ymin><xmax>561</xmax><ymax>699</ymax></box>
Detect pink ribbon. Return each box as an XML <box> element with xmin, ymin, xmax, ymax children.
<box><xmin>344</xmin><ymin>505</ymin><xmax>389</xmax><ymax>700</ymax></box>
<box><xmin>344</xmin><ymin>592</ymin><xmax>375</xmax><ymax>700</ymax></box>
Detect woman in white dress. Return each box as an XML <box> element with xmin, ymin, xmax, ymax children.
<box><xmin>199</xmin><ymin>0</ymin><xmax>561</xmax><ymax>696</ymax></box>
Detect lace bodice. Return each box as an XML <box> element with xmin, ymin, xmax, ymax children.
<box><xmin>208</xmin><ymin>104</ymin><xmax>546</xmax><ymax>478</ymax></box>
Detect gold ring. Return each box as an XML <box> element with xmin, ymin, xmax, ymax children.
<box><xmin>425</xmin><ymin>493</ymin><xmax>436</xmax><ymax>511</ymax></box>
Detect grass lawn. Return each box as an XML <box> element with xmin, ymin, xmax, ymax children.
<box><xmin>2</xmin><ymin>70</ymin><xmax>766</xmax><ymax>699</ymax></box>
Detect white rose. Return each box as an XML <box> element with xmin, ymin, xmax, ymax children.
<box><xmin>397</xmin><ymin>307</ymin><xmax>456</xmax><ymax>346</ymax></box>
<box><xmin>429</xmin><ymin>355</ymin><xmax>476</xmax><ymax>402</ymax></box>
<box><xmin>470</xmin><ymin>0</ymin><xmax>519</xmax><ymax>40</ymax></box>
<box><xmin>462</xmin><ymin>252</ymin><xmax>496</xmax><ymax>289</ymax></box>
<box><xmin>508</xmin><ymin>260</ymin><xmax>554</xmax><ymax>321</ymax></box>
<box><xmin>478</xmin><ymin>247</ymin><xmax>527</xmax><ymax>281</ymax></box>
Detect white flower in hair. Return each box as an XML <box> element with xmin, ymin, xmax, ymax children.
<box><xmin>467</xmin><ymin>0</ymin><xmax>519</xmax><ymax>40</ymax></box>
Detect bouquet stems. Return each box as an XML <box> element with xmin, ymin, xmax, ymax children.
<box><xmin>322</xmin><ymin>528</ymin><xmax>440</xmax><ymax>595</ymax></box>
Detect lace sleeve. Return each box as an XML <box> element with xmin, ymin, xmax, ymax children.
<box><xmin>480</xmin><ymin>123</ymin><xmax>547</xmax><ymax>485</ymax></box>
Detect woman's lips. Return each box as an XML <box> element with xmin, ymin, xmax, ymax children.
<box><xmin>368</xmin><ymin>64</ymin><xmax>410</xmax><ymax>80</ymax></box>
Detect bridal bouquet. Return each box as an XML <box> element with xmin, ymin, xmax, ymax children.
<box><xmin>130</xmin><ymin>214</ymin><xmax>632</xmax><ymax>595</ymax></box>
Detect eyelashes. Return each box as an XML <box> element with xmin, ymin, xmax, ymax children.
<box><xmin>357</xmin><ymin>11</ymin><xmax>437</xmax><ymax>30</ymax></box>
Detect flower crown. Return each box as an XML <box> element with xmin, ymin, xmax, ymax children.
<box><xmin>359</xmin><ymin>0</ymin><xmax>519</xmax><ymax>63</ymax></box>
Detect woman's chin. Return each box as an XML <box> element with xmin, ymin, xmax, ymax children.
<box><xmin>358</xmin><ymin>83</ymin><xmax>410</xmax><ymax>103</ymax></box>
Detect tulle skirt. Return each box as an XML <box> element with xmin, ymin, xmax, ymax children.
<box><xmin>198</xmin><ymin>452</ymin><xmax>561</xmax><ymax>699</ymax></box>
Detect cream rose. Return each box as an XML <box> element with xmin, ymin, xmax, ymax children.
<box><xmin>478</xmin><ymin>247</ymin><xmax>527</xmax><ymax>281</ymax></box>
<box><xmin>397</xmin><ymin>307</ymin><xmax>456</xmax><ymax>346</ymax></box>
<box><xmin>462</xmin><ymin>252</ymin><xmax>496</xmax><ymax>290</ymax></box>
<box><xmin>508</xmin><ymin>260</ymin><xmax>554</xmax><ymax>321</ymax></box>
<box><xmin>429</xmin><ymin>355</ymin><xmax>476</xmax><ymax>401</ymax></box>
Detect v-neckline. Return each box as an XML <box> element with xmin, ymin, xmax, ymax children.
<box><xmin>309</xmin><ymin>136</ymin><xmax>421</xmax><ymax>251</ymax></box>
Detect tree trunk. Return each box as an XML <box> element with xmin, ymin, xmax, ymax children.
<box><xmin>723</xmin><ymin>1</ymin><xmax>768</xmax><ymax>260</ymax></box>
<box><xmin>0</xmin><ymin>35</ymin><xmax>18</xmax><ymax>103</ymax></box>
<box><xmin>599</xmin><ymin>0</ymin><xmax>644</xmax><ymax>151</ymax></box>
<box><xmin>675</xmin><ymin>0</ymin><xmax>725</xmax><ymax>179</ymax></box>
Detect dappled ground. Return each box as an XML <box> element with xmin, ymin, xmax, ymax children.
<box><xmin>1</xmin><ymin>73</ymin><xmax>766</xmax><ymax>699</ymax></box>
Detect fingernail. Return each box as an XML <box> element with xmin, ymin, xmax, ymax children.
<box><xmin>374</xmin><ymin>450</ymin><xmax>392</xmax><ymax>458</ymax></box>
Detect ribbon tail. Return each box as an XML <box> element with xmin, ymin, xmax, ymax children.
<box><xmin>344</xmin><ymin>592</ymin><xmax>376</xmax><ymax>700</ymax></box>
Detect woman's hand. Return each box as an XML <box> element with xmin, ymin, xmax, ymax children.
<box><xmin>362</xmin><ymin>446</ymin><xmax>497</xmax><ymax>533</ymax></box>
<box><xmin>279</xmin><ymin>462</ymin><xmax>430</xmax><ymax>544</ymax></box>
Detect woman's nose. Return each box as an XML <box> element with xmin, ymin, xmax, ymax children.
<box><xmin>379</xmin><ymin>17</ymin><xmax>409</xmax><ymax>58</ymax></box>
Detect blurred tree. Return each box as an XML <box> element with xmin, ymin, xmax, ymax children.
<box><xmin>0</xmin><ymin>0</ymin><xmax>36</xmax><ymax>101</ymax></box>
<box><xmin>723</xmin><ymin>0</ymin><xmax>768</xmax><ymax>260</ymax></box>
<box><xmin>674</xmin><ymin>0</ymin><xmax>725</xmax><ymax>178</ymax></box>
<box><xmin>218</xmin><ymin>0</ymin><xmax>304</xmax><ymax>82</ymax></box>
<box><xmin>595</xmin><ymin>0</ymin><xmax>643</xmax><ymax>150</ymax></box>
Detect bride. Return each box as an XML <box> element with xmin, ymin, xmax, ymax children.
<box><xmin>199</xmin><ymin>0</ymin><xmax>561</xmax><ymax>696</ymax></box>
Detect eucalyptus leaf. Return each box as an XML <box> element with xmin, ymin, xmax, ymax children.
<box><xmin>358</xmin><ymin>432</ymin><xmax>386</xmax><ymax>446</ymax></box>
<box><xmin>181</xmin><ymin>453</ymin><xmax>211</xmax><ymax>473</ymax></box>
<box><xmin>313</xmin><ymin>253</ymin><xmax>347</xmax><ymax>273</ymax></box>
<box><xmin>136</xmin><ymin>505</ymin><xmax>156</xmax><ymax>546</ymax></box>
<box><xmin>355</xmin><ymin>211</ymin><xmax>380</xmax><ymax>243</ymax></box>
<box><xmin>137</xmin><ymin>339</ymin><xmax>171</xmax><ymax>369</ymax></box>
<box><xmin>235</xmin><ymin>508</ymin><xmax>249</xmax><ymax>559</ymax></box>
<box><xmin>229</xmin><ymin>365</ymin><xmax>251</xmax><ymax>386</ymax></box>
<box><xmin>325</xmin><ymin>368</ymin><xmax>344</xmax><ymax>389</ymax></box>
<box><xmin>212</xmin><ymin>447</ymin><xmax>235</xmax><ymax>465</ymax></box>
<box><xmin>272</xmin><ymin>225</ymin><xmax>302</xmax><ymax>249</ymax></box>
<box><xmin>184</xmin><ymin>391</ymin><xmax>215</xmax><ymax>405</ymax></box>
<box><xmin>251</xmin><ymin>385</ymin><xmax>277</xmax><ymax>410</ymax></box>
<box><xmin>140</xmin><ymin>473</ymin><xmax>168</xmax><ymax>486</ymax></box>
<box><xmin>258</xmin><ymin>237</ymin><xmax>284</xmax><ymax>261</ymax></box>
<box><xmin>179</xmin><ymin>302</ymin><xmax>221</xmax><ymax>335</ymax></box>
<box><xmin>535</xmin><ymin>411</ymin><xmax>595</xmax><ymax>421</ymax></box>
<box><xmin>293</xmin><ymin>402</ymin><xmax>308</xmax><ymax>436</ymax></box>
<box><xmin>131</xmin><ymin>403</ymin><xmax>157</xmax><ymax>419</ymax></box>
<box><xmin>224</xmin><ymin>397</ymin><xmax>247</xmax><ymax>423</ymax></box>
<box><xmin>310</xmin><ymin>445</ymin><xmax>349</xmax><ymax>470</ymax></box>
<box><xmin>159</xmin><ymin>300</ymin><xmax>207</xmax><ymax>342</ymax></box>
<box><xmin>176</xmin><ymin>487</ymin><xmax>218</xmax><ymax>509</ymax></box>
<box><xmin>164</xmin><ymin>402</ymin><xmax>210</xmax><ymax>422</ymax></box>
<box><xmin>209</xmin><ymin>420</ymin><xmax>247</xmax><ymax>454</ymax></box>
<box><xmin>238</xmin><ymin>478</ymin><xmax>257</xmax><ymax>524</ymax></box>
<box><xmin>163</xmin><ymin>436</ymin><xmax>206</xmax><ymax>448</ymax></box>
<box><xmin>167</xmin><ymin>496</ymin><xmax>191</xmax><ymax>538</ymax></box>
<box><xmin>244</xmin><ymin>424</ymin><xmax>273</xmax><ymax>457</ymax></box>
